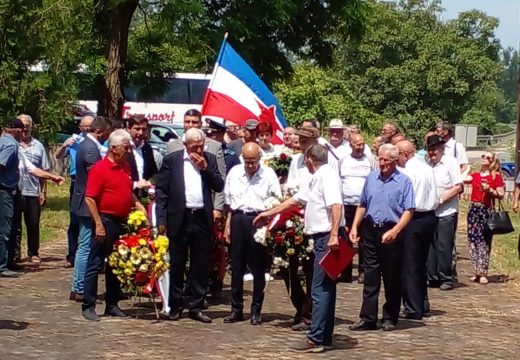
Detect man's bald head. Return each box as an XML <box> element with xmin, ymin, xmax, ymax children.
<box><xmin>242</xmin><ymin>142</ymin><xmax>261</xmax><ymax>176</ymax></box>
<box><xmin>242</xmin><ymin>142</ymin><xmax>261</xmax><ymax>159</ymax></box>
<box><xmin>350</xmin><ymin>133</ymin><xmax>365</xmax><ymax>158</ymax></box>
<box><xmin>396</xmin><ymin>140</ymin><xmax>415</xmax><ymax>167</ymax></box>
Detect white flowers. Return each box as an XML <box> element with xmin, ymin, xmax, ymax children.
<box><xmin>254</xmin><ymin>226</ymin><xmax>268</xmax><ymax>246</ymax></box>
<box><xmin>273</xmin><ymin>256</ymin><xmax>289</xmax><ymax>268</ymax></box>
<box><xmin>306</xmin><ymin>239</ymin><xmax>314</xmax><ymax>253</ymax></box>
<box><xmin>265</xmin><ymin>196</ymin><xmax>281</xmax><ymax>209</ymax></box>
<box><xmin>285</xmin><ymin>220</ymin><xmax>294</xmax><ymax>228</ymax></box>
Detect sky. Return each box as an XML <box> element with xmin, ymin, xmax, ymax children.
<box><xmin>440</xmin><ymin>0</ymin><xmax>519</xmax><ymax>49</ymax></box>
<box><xmin>387</xmin><ymin>0</ymin><xmax>519</xmax><ymax>49</ymax></box>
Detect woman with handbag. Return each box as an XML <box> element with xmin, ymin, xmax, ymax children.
<box><xmin>464</xmin><ymin>151</ymin><xmax>505</xmax><ymax>284</ymax></box>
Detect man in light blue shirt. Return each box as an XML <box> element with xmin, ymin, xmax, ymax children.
<box><xmin>55</xmin><ymin>115</ymin><xmax>94</xmax><ymax>267</ymax></box>
<box><xmin>0</xmin><ymin>118</ymin><xmax>24</xmax><ymax>277</ymax></box>
<box><xmin>349</xmin><ymin>143</ymin><xmax>415</xmax><ymax>332</ymax></box>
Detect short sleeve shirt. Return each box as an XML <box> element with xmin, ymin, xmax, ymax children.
<box><xmin>470</xmin><ymin>172</ymin><xmax>504</xmax><ymax>207</ymax></box>
<box><xmin>19</xmin><ymin>138</ymin><xmax>49</xmax><ymax>196</ymax></box>
<box><xmin>0</xmin><ymin>134</ymin><xmax>20</xmax><ymax>190</ymax></box>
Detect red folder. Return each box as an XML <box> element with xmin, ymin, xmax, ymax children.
<box><xmin>319</xmin><ymin>237</ymin><xmax>355</xmax><ymax>280</ymax></box>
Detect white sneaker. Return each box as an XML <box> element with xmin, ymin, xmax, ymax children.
<box><xmin>265</xmin><ymin>273</ymin><xmax>274</xmax><ymax>281</ymax></box>
<box><xmin>243</xmin><ymin>273</ymin><xmax>254</xmax><ymax>281</ymax></box>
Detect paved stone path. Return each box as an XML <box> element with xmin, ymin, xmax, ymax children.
<box><xmin>1</xmin><ymin>234</ymin><xmax>520</xmax><ymax>360</ymax></box>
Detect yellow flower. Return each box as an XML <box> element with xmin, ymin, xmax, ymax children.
<box><xmin>118</xmin><ymin>260</ymin><xmax>126</xmax><ymax>269</ymax></box>
<box><xmin>130</xmin><ymin>253</ymin><xmax>141</xmax><ymax>265</ymax></box>
<box><xmin>138</xmin><ymin>238</ymin><xmax>147</xmax><ymax>246</ymax></box>
<box><xmin>130</xmin><ymin>247</ymin><xmax>137</xmax><ymax>254</ymax></box>
<box><xmin>124</xmin><ymin>267</ymin><xmax>133</xmax><ymax>276</ymax></box>
<box><xmin>286</xmin><ymin>248</ymin><xmax>295</xmax><ymax>256</ymax></box>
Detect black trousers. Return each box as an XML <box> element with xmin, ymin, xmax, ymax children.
<box><xmin>359</xmin><ymin>220</ymin><xmax>403</xmax><ymax>324</ymax></box>
<box><xmin>10</xmin><ymin>194</ymin><xmax>41</xmax><ymax>261</ymax></box>
<box><xmin>427</xmin><ymin>213</ymin><xmax>457</xmax><ymax>285</ymax></box>
<box><xmin>82</xmin><ymin>214</ymin><xmax>125</xmax><ymax>310</ymax></box>
<box><xmin>230</xmin><ymin>212</ymin><xmax>267</xmax><ymax>314</ymax></box>
<box><xmin>402</xmin><ymin>211</ymin><xmax>437</xmax><ymax>318</ymax></box>
<box><xmin>279</xmin><ymin>248</ymin><xmax>314</xmax><ymax>322</ymax></box>
<box><xmin>169</xmin><ymin>210</ymin><xmax>210</xmax><ymax>313</ymax></box>
<box><xmin>342</xmin><ymin>205</ymin><xmax>364</xmax><ymax>278</ymax></box>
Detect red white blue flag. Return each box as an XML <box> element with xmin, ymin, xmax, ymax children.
<box><xmin>201</xmin><ymin>35</ymin><xmax>287</xmax><ymax>144</ymax></box>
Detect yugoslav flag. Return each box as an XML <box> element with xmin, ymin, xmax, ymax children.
<box><xmin>201</xmin><ymin>35</ymin><xmax>287</xmax><ymax>144</ymax></box>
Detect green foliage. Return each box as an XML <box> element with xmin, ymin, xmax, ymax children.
<box><xmin>0</xmin><ymin>0</ymin><xmax>95</xmax><ymax>142</ymax></box>
<box><xmin>330</xmin><ymin>0</ymin><xmax>510</xmax><ymax>139</ymax></box>
<box><xmin>274</xmin><ymin>62</ymin><xmax>383</xmax><ymax>132</ymax></box>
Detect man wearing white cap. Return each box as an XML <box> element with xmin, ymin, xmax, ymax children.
<box><xmin>324</xmin><ymin>119</ymin><xmax>351</xmax><ymax>171</ymax></box>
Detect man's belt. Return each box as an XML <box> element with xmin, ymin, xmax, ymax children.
<box><xmin>232</xmin><ymin>209</ymin><xmax>261</xmax><ymax>216</ymax></box>
<box><xmin>364</xmin><ymin>217</ymin><xmax>396</xmax><ymax>229</ymax></box>
<box><xmin>413</xmin><ymin>210</ymin><xmax>435</xmax><ymax>218</ymax></box>
<box><xmin>185</xmin><ymin>208</ymin><xmax>205</xmax><ymax>215</ymax></box>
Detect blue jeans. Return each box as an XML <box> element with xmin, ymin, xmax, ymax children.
<box><xmin>0</xmin><ymin>189</ymin><xmax>15</xmax><ymax>272</ymax></box>
<box><xmin>71</xmin><ymin>216</ymin><xmax>92</xmax><ymax>293</ymax></box>
<box><xmin>307</xmin><ymin>232</ymin><xmax>337</xmax><ymax>346</ymax></box>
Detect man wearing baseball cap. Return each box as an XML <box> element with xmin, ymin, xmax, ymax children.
<box><xmin>0</xmin><ymin>118</ymin><xmax>24</xmax><ymax>277</ymax></box>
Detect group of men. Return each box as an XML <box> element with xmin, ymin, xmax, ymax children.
<box><xmin>1</xmin><ymin>109</ymin><xmax>471</xmax><ymax>353</ymax></box>
<box><xmin>0</xmin><ymin>116</ymin><xmax>65</xmax><ymax>278</ymax></box>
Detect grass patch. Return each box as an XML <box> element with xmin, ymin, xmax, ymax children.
<box><xmin>19</xmin><ymin>180</ymin><xmax>70</xmax><ymax>254</ymax></box>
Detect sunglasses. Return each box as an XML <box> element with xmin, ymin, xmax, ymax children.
<box><xmin>481</xmin><ymin>154</ymin><xmax>493</xmax><ymax>161</ymax></box>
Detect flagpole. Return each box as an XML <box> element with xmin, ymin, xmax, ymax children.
<box><xmin>202</xmin><ymin>33</ymin><xmax>228</xmax><ymax>114</ymax></box>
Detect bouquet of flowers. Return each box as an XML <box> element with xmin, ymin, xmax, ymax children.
<box><xmin>264</xmin><ymin>152</ymin><xmax>291</xmax><ymax>178</ymax></box>
<box><xmin>254</xmin><ymin>194</ymin><xmax>282</xmax><ymax>247</ymax></box>
<box><xmin>265</xmin><ymin>206</ymin><xmax>313</xmax><ymax>268</ymax></box>
<box><xmin>108</xmin><ymin>210</ymin><xmax>170</xmax><ymax>295</ymax></box>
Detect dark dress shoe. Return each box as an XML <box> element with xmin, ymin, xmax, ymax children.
<box><xmin>189</xmin><ymin>311</ymin><xmax>212</xmax><ymax>323</ymax></box>
<box><xmin>69</xmin><ymin>291</ymin><xmax>77</xmax><ymax>301</ymax></box>
<box><xmin>168</xmin><ymin>309</ymin><xmax>182</xmax><ymax>321</ymax></box>
<box><xmin>379</xmin><ymin>320</ymin><xmax>396</xmax><ymax>331</ymax></box>
<box><xmin>250</xmin><ymin>314</ymin><xmax>262</xmax><ymax>325</ymax></box>
<box><xmin>82</xmin><ymin>308</ymin><xmax>100</xmax><ymax>322</ymax></box>
<box><xmin>349</xmin><ymin>320</ymin><xmax>377</xmax><ymax>331</ymax></box>
<box><xmin>104</xmin><ymin>305</ymin><xmax>128</xmax><ymax>318</ymax></box>
<box><xmin>223</xmin><ymin>311</ymin><xmax>244</xmax><ymax>323</ymax></box>
<box><xmin>400</xmin><ymin>311</ymin><xmax>422</xmax><ymax>320</ymax></box>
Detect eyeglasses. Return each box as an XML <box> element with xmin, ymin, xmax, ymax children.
<box><xmin>481</xmin><ymin>154</ymin><xmax>493</xmax><ymax>161</ymax></box>
<box><xmin>243</xmin><ymin>159</ymin><xmax>259</xmax><ymax>166</ymax></box>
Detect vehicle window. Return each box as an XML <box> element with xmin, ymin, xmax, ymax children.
<box><xmin>149</xmin><ymin>125</ymin><xmax>179</xmax><ymax>143</ymax></box>
<box><xmin>189</xmin><ymin>79</ymin><xmax>210</xmax><ymax>104</ymax></box>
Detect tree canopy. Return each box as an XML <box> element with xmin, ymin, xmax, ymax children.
<box><xmin>275</xmin><ymin>0</ymin><xmax>518</xmax><ymax>139</ymax></box>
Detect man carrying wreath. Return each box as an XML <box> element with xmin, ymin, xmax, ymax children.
<box><xmin>82</xmin><ymin>129</ymin><xmax>147</xmax><ymax>321</ymax></box>
<box><xmin>254</xmin><ymin>144</ymin><xmax>345</xmax><ymax>353</ymax></box>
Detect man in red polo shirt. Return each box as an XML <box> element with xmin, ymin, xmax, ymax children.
<box><xmin>81</xmin><ymin>129</ymin><xmax>147</xmax><ymax>321</ymax></box>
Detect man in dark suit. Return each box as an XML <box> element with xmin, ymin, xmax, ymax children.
<box><xmin>167</xmin><ymin>109</ymin><xmax>226</xmax><ymax>220</ymax></box>
<box><xmin>156</xmin><ymin>128</ymin><xmax>224</xmax><ymax>323</ymax></box>
<box><xmin>125</xmin><ymin>116</ymin><xmax>158</xmax><ymax>197</ymax></box>
<box><xmin>69</xmin><ymin>116</ymin><xmax>112</xmax><ymax>302</ymax></box>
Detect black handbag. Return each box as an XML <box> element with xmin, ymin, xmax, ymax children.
<box><xmin>486</xmin><ymin>201</ymin><xmax>514</xmax><ymax>235</ymax></box>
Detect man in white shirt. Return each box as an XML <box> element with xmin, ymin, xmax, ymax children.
<box><xmin>436</xmin><ymin>121</ymin><xmax>469</xmax><ymax>172</ymax></box>
<box><xmin>325</xmin><ymin>119</ymin><xmax>350</xmax><ymax>171</ymax></box>
<box><xmin>126</xmin><ymin>116</ymin><xmax>157</xmax><ymax>196</ymax></box>
<box><xmin>223</xmin><ymin>142</ymin><xmax>281</xmax><ymax>326</ymax></box>
<box><xmin>286</xmin><ymin>127</ymin><xmax>319</xmax><ymax>193</ymax></box>
<box><xmin>254</xmin><ymin>144</ymin><xmax>345</xmax><ymax>353</ymax></box>
<box><xmin>396</xmin><ymin>140</ymin><xmax>438</xmax><ymax>319</ymax></box>
<box><xmin>339</xmin><ymin>134</ymin><xmax>374</xmax><ymax>283</ymax></box>
<box><xmin>425</xmin><ymin>135</ymin><xmax>463</xmax><ymax>291</ymax></box>
<box><xmin>435</xmin><ymin>122</ymin><xmax>468</xmax><ymax>281</ymax></box>
<box><xmin>274</xmin><ymin>126</ymin><xmax>296</xmax><ymax>155</ymax></box>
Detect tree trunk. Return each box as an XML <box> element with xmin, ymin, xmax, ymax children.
<box><xmin>96</xmin><ymin>0</ymin><xmax>139</xmax><ymax>118</ymax></box>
